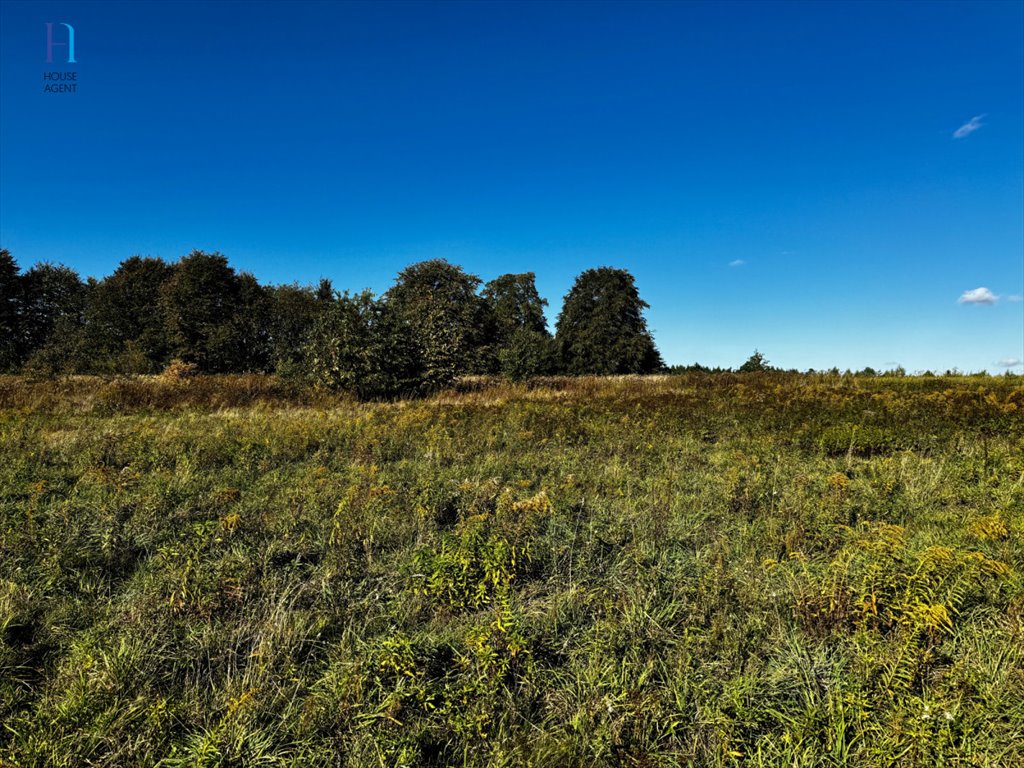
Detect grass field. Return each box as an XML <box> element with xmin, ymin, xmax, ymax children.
<box><xmin>1</xmin><ymin>373</ymin><xmax>1022</xmax><ymax>767</ymax></box>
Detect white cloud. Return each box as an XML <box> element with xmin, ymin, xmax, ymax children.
<box><xmin>1007</xmin><ymin>295</ymin><xmax>1023</xmax><ymax>303</ymax></box>
<box><xmin>997</xmin><ymin>358</ymin><xmax>1022</xmax><ymax>368</ymax></box>
<box><xmin>958</xmin><ymin>287</ymin><xmax>998</xmax><ymax>305</ymax></box>
<box><xmin>953</xmin><ymin>114</ymin><xmax>985</xmax><ymax>139</ymax></box>
<box><xmin>728</xmin><ymin>259</ymin><xmax>746</xmax><ymax>267</ymax></box>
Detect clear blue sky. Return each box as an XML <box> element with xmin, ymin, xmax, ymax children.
<box><xmin>2</xmin><ymin>0</ymin><xmax>1022</xmax><ymax>372</ymax></box>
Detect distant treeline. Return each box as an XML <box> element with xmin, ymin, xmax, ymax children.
<box><xmin>0</xmin><ymin>249</ymin><xmax>664</xmax><ymax>397</ymax></box>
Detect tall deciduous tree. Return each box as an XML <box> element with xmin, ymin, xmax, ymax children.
<box><xmin>159</xmin><ymin>251</ymin><xmax>243</xmax><ymax>372</ymax></box>
<box><xmin>82</xmin><ymin>256</ymin><xmax>173</xmax><ymax>372</ymax></box>
<box><xmin>483</xmin><ymin>272</ymin><xmax>556</xmax><ymax>379</ymax></box>
<box><xmin>0</xmin><ymin>249</ymin><xmax>23</xmax><ymax>371</ymax></box>
<box><xmin>215</xmin><ymin>272</ymin><xmax>274</xmax><ymax>373</ymax></box>
<box><xmin>555</xmin><ymin>267</ymin><xmax>663</xmax><ymax>375</ymax></box>
<box><xmin>19</xmin><ymin>262</ymin><xmax>88</xmax><ymax>371</ymax></box>
<box><xmin>268</xmin><ymin>280</ymin><xmax>333</xmax><ymax>375</ymax></box>
<box><xmin>483</xmin><ymin>272</ymin><xmax>549</xmax><ymax>342</ymax></box>
<box><xmin>384</xmin><ymin>259</ymin><xmax>490</xmax><ymax>389</ymax></box>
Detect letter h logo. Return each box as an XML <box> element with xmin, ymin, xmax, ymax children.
<box><xmin>45</xmin><ymin>23</ymin><xmax>76</xmax><ymax>64</ymax></box>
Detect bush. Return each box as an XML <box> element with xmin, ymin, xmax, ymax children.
<box><xmin>497</xmin><ymin>329</ymin><xmax>557</xmax><ymax>381</ymax></box>
<box><xmin>304</xmin><ymin>291</ymin><xmax>426</xmax><ymax>399</ymax></box>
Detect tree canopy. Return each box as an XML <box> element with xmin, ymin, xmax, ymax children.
<box><xmin>157</xmin><ymin>250</ymin><xmax>271</xmax><ymax>373</ymax></box>
<box><xmin>555</xmin><ymin>267</ymin><xmax>663</xmax><ymax>374</ymax></box>
<box><xmin>384</xmin><ymin>259</ymin><xmax>490</xmax><ymax>389</ymax></box>
<box><xmin>82</xmin><ymin>256</ymin><xmax>174</xmax><ymax>373</ymax></box>
<box><xmin>0</xmin><ymin>249</ymin><xmax>22</xmax><ymax>371</ymax></box>
<box><xmin>483</xmin><ymin>272</ymin><xmax>549</xmax><ymax>342</ymax></box>
<box><xmin>483</xmin><ymin>272</ymin><xmax>555</xmax><ymax>380</ymax></box>
<box><xmin>305</xmin><ymin>290</ymin><xmax>424</xmax><ymax>400</ymax></box>
<box><xmin>0</xmin><ymin>249</ymin><xmax>674</xmax><ymax>395</ymax></box>
<box><xmin>738</xmin><ymin>350</ymin><xmax>772</xmax><ymax>373</ymax></box>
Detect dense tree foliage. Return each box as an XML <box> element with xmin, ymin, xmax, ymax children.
<box><xmin>483</xmin><ymin>272</ymin><xmax>549</xmax><ymax>342</ymax></box>
<box><xmin>0</xmin><ymin>249</ymin><xmax>22</xmax><ymax>371</ymax></box>
<box><xmin>497</xmin><ymin>328</ymin><xmax>558</xmax><ymax>381</ymax></box>
<box><xmin>228</xmin><ymin>272</ymin><xmax>275</xmax><ymax>372</ymax></box>
<box><xmin>19</xmin><ymin>263</ymin><xmax>89</xmax><ymax>373</ymax></box>
<box><xmin>738</xmin><ymin>350</ymin><xmax>773</xmax><ymax>373</ymax></box>
<box><xmin>304</xmin><ymin>290</ymin><xmax>424</xmax><ymax>399</ymax></box>
<box><xmin>158</xmin><ymin>251</ymin><xmax>243</xmax><ymax>372</ymax></box>
<box><xmin>482</xmin><ymin>272</ymin><xmax>556</xmax><ymax>380</ymax></box>
<box><xmin>384</xmin><ymin>259</ymin><xmax>491</xmax><ymax>389</ymax></box>
<box><xmin>156</xmin><ymin>251</ymin><xmax>276</xmax><ymax>373</ymax></box>
<box><xmin>555</xmin><ymin>267</ymin><xmax>663</xmax><ymax>374</ymax></box>
<box><xmin>267</xmin><ymin>280</ymin><xmax>333</xmax><ymax>375</ymax></box>
<box><xmin>0</xmin><ymin>249</ymin><xmax>669</xmax><ymax>395</ymax></box>
<box><xmin>81</xmin><ymin>256</ymin><xmax>174</xmax><ymax>373</ymax></box>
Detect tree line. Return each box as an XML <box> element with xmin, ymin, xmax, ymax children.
<box><xmin>0</xmin><ymin>248</ymin><xmax>663</xmax><ymax>397</ymax></box>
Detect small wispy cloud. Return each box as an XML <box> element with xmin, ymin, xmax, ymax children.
<box><xmin>953</xmin><ymin>114</ymin><xmax>985</xmax><ymax>139</ymax></box>
<box><xmin>728</xmin><ymin>259</ymin><xmax>746</xmax><ymax>268</ymax></box>
<box><xmin>958</xmin><ymin>287</ymin><xmax>998</xmax><ymax>305</ymax></box>
<box><xmin>1007</xmin><ymin>295</ymin><xmax>1023</xmax><ymax>303</ymax></box>
<box><xmin>996</xmin><ymin>358</ymin><xmax>1022</xmax><ymax>368</ymax></box>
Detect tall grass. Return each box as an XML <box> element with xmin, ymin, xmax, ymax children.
<box><xmin>1</xmin><ymin>373</ymin><xmax>1021</xmax><ymax>766</ymax></box>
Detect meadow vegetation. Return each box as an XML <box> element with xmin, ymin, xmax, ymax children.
<box><xmin>1</xmin><ymin>372</ymin><xmax>1022</xmax><ymax>766</ymax></box>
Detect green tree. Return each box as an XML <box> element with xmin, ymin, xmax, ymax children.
<box><xmin>81</xmin><ymin>256</ymin><xmax>173</xmax><ymax>373</ymax></box>
<box><xmin>482</xmin><ymin>272</ymin><xmax>554</xmax><ymax>379</ymax></box>
<box><xmin>209</xmin><ymin>272</ymin><xmax>274</xmax><ymax>373</ymax></box>
<box><xmin>159</xmin><ymin>251</ymin><xmax>243</xmax><ymax>372</ymax></box>
<box><xmin>267</xmin><ymin>280</ymin><xmax>332</xmax><ymax>375</ymax></box>
<box><xmin>482</xmin><ymin>272</ymin><xmax>549</xmax><ymax>342</ymax></box>
<box><xmin>555</xmin><ymin>267</ymin><xmax>663</xmax><ymax>374</ymax></box>
<box><xmin>0</xmin><ymin>249</ymin><xmax>23</xmax><ymax>371</ymax></box>
<box><xmin>738</xmin><ymin>350</ymin><xmax>772</xmax><ymax>373</ymax></box>
<box><xmin>384</xmin><ymin>259</ymin><xmax>489</xmax><ymax>389</ymax></box>
<box><xmin>19</xmin><ymin>262</ymin><xmax>88</xmax><ymax>372</ymax></box>
<box><xmin>305</xmin><ymin>290</ymin><xmax>424</xmax><ymax>399</ymax></box>
<box><xmin>497</xmin><ymin>328</ymin><xmax>558</xmax><ymax>381</ymax></box>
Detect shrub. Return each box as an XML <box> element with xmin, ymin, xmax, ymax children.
<box><xmin>304</xmin><ymin>290</ymin><xmax>425</xmax><ymax>399</ymax></box>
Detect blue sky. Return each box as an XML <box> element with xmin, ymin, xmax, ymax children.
<box><xmin>1</xmin><ymin>0</ymin><xmax>1021</xmax><ymax>372</ymax></box>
